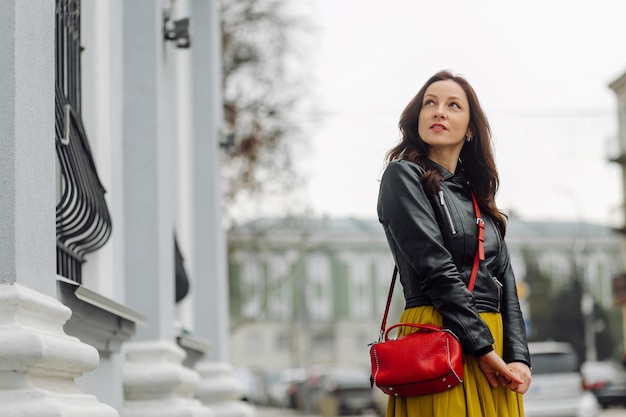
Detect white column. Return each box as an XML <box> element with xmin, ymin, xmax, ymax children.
<box><xmin>122</xmin><ymin>0</ymin><xmax>174</xmax><ymax>342</ymax></box>
<box><xmin>189</xmin><ymin>0</ymin><xmax>230</xmax><ymax>362</ymax></box>
<box><xmin>121</xmin><ymin>1</ymin><xmax>212</xmax><ymax>416</ymax></box>
<box><xmin>0</xmin><ymin>1</ymin><xmax>117</xmax><ymax>415</ymax></box>
<box><xmin>0</xmin><ymin>0</ymin><xmax>56</xmax><ymax>297</ymax></box>
<box><xmin>77</xmin><ymin>0</ymin><xmax>127</xmax><ymax>409</ymax></box>
<box><xmin>0</xmin><ymin>285</ymin><xmax>118</xmax><ymax>416</ymax></box>
<box><xmin>186</xmin><ymin>2</ymin><xmax>253</xmax><ymax>416</ymax></box>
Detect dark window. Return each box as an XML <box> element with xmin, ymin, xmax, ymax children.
<box><xmin>55</xmin><ymin>0</ymin><xmax>112</xmax><ymax>283</ymax></box>
<box><xmin>530</xmin><ymin>352</ymin><xmax>579</xmax><ymax>374</ymax></box>
<box><xmin>175</xmin><ymin>236</ymin><xmax>190</xmax><ymax>302</ymax></box>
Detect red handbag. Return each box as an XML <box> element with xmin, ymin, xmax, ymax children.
<box><xmin>370</xmin><ymin>319</ymin><xmax>464</xmax><ymax>396</ymax></box>
<box><xmin>370</xmin><ymin>192</ymin><xmax>484</xmax><ymax>397</ymax></box>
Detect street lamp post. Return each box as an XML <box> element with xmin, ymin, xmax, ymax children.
<box><xmin>558</xmin><ymin>187</ymin><xmax>597</xmax><ymax>363</ymax></box>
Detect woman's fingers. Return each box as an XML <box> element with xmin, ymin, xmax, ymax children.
<box><xmin>477</xmin><ymin>351</ymin><xmax>525</xmax><ymax>389</ymax></box>
<box><xmin>484</xmin><ymin>371</ymin><xmax>500</xmax><ymax>388</ymax></box>
<box><xmin>500</xmin><ymin>366</ymin><xmax>524</xmax><ymax>385</ymax></box>
<box><xmin>507</xmin><ymin>362</ymin><xmax>532</xmax><ymax>394</ymax></box>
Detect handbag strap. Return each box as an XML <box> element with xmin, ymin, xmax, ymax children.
<box><xmin>377</xmin><ymin>191</ymin><xmax>484</xmax><ymax>342</ymax></box>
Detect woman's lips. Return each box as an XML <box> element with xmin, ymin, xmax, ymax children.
<box><xmin>430</xmin><ymin>123</ymin><xmax>447</xmax><ymax>131</ymax></box>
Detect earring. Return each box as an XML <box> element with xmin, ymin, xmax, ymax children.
<box><xmin>466</xmin><ymin>136</ymin><xmax>472</xmax><ymax>142</ymax></box>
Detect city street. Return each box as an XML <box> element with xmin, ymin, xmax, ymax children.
<box><xmin>255</xmin><ymin>405</ymin><xmax>378</xmax><ymax>417</ymax></box>
<box><xmin>255</xmin><ymin>405</ymin><xmax>626</xmax><ymax>417</ymax></box>
<box><xmin>255</xmin><ymin>406</ymin><xmax>319</xmax><ymax>417</ymax></box>
<box><xmin>602</xmin><ymin>410</ymin><xmax>626</xmax><ymax>417</ymax></box>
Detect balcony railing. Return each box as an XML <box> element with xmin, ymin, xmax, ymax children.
<box><xmin>55</xmin><ymin>0</ymin><xmax>112</xmax><ymax>283</ymax></box>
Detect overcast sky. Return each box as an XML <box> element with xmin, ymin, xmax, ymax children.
<box><xmin>287</xmin><ymin>0</ymin><xmax>626</xmax><ymax>227</ymax></box>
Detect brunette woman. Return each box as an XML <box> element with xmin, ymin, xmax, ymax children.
<box><xmin>377</xmin><ymin>70</ymin><xmax>532</xmax><ymax>417</ymax></box>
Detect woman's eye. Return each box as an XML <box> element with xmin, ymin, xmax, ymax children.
<box><xmin>424</xmin><ymin>100</ymin><xmax>434</xmax><ymax>106</ymax></box>
<box><xmin>450</xmin><ymin>102</ymin><xmax>460</xmax><ymax>109</ymax></box>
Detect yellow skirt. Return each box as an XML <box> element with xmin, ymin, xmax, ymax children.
<box><xmin>385</xmin><ymin>306</ymin><xmax>524</xmax><ymax>417</ymax></box>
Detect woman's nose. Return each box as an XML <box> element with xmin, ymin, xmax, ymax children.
<box><xmin>433</xmin><ymin>106</ymin><xmax>446</xmax><ymax>118</ymax></box>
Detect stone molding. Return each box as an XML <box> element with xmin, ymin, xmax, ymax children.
<box><xmin>195</xmin><ymin>362</ymin><xmax>256</xmax><ymax>417</ymax></box>
<box><xmin>57</xmin><ymin>277</ymin><xmax>145</xmax><ymax>353</ymax></box>
<box><xmin>0</xmin><ymin>282</ymin><xmax>119</xmax><ymax>416</ymax></box>
<box><xmin>123</xmin><ymin>340</ymin><xmax>214</xmax><ymax>417</ymax></box>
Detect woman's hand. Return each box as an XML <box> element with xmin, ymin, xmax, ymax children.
<box><xmin>477</xmin><ymin>351</ymin><xmax>524</xmax><ymax>390</ymax></box>
<box><xmin>507</xmin><ymin>362</ymin><xmax>532</xmax><ymax>394</ymax></box>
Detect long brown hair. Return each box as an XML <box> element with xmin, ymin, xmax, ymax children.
<box><xmin>385</xmin><ymin>70</ymin><xmax>507</xmax><ymax>237</ymax></box>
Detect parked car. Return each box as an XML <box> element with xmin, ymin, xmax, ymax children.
<box><xmin>265</xmin><ymin>368</ymin><xmax>306</xmax><ymax>408</ymax></box>
<box><xmin>306</xmin><ymin>366</ymin><xmax>377</xmax><ymax>416</ymax></box>
<box><xmin>232</xmin><ymin>367</ymin><xmax>268</xmax><ymax>405</ymax></box>
<box><xmin>582</xmin><ymin>360</ymin><xmax>626</xmax><ymax>408</ymax></box>
<box><xmin>524</xmin><ymin>341</ymin><xmax>599</xmax><ymax>417</ymax></box>
<box><xmin>372</xmin><ymin>384</ymin><xmax>388</xmax><ymax>417</ymax></box>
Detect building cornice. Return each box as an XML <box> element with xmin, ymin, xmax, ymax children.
<box><xmin>57</xmin><ymin>276</ymin><xmax>146</xmax><ymax>353</ymax></box>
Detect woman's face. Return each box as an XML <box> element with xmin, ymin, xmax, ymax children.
<box><xmin>418</xmin><ymin>79</ymin><xmax>471</xmax><ymax>157</ymax></box>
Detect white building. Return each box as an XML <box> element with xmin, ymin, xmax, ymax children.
<box><xmin>609</xmin><ymin>69</ymin><xmax>626</xmax><ymax>360</ymax></box>
<box><xmin>1</xmin><ymin>1</ymin><xmax>252</xmax><ymax>416</ymax></box>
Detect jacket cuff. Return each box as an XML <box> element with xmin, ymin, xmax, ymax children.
<box><xmin>506</xmin><ymin>359</ymin><xmax>531</xmax><ymax>369</ymax></box>
<box><xmin>473</xmin><ymin>345</ymin><xmax>494</xmax><ymax>357</ymax></box>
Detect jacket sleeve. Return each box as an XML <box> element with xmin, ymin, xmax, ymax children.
<box><xmin>377</xmin><ymin>161</ymin><xmax>495</xmax><ymax>355</ymax></box>
<box><xmin>493</xmin><ymin>241</ymin><xmax>531</xmax><ymax>367</ymax></box>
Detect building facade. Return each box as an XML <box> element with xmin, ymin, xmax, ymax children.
<box><xmin>0</xmin><ymin>1</ymin><xmax>251</xmax><ymax>416</ymax></box>
<box><xmin>610</xmin><ymin>69</ymin><xmax>626</xmax><ymax>360</ymax></box>
<box><xmin>228</xmin><ymin>216</ymin><xmax>623</xmax><ymax>373</ymax></box>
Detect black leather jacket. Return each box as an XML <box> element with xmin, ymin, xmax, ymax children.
<box><xmin>377</xmin><ymin>159</ymin><xmax>530</xmax><ymax>366</ymax></box>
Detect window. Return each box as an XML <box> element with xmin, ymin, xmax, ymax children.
<box><xmin>306</xmin><ymin>254</ymin><xmax>331</xmax><ymax>321</ymax></box>
<box><xmin>245</xmin><ymin>331</ymin><xmax>263</xmax><ymax>355</ymax></box>
<box><xmin>275</xmin><ymin>333</ymin><xmax>289</xmax><ymax>352</ymax></box>
<box><xmin>311</xmin><ymin>332</ymin><xmax>333</xmax><ymax>356</ymax></box>
<box><xmin>349</xmin><ymin>256</ymin><xmax>371</xmax><ymax>319</ymax></box>
<box><xmin>241</xmin><ymin>258</ymin><xmax>262</xmax><ymax>318</ymax></box>
<box><xmin>267</xmin><ymin>255</ymin><xmax>291</xmax><ymax>320</ymax></box>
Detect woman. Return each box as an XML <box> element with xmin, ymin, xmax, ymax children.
<box><xmin>377</xmin><ymin>70</ymin><xmax>532</xmax><ymax>417</ymax></box>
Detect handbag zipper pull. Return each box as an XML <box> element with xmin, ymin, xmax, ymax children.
<box><xmin>368</xmin><ymin>329</ymin><xmax>385</xmax><ymax>346</ymax></box>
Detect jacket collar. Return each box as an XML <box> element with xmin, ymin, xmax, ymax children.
<box><xmin>429</xmin><ymin>159</ymin><xmax>457</xmax><ymax>180</ymax></box>
<box><xmin>429</xmin><ymin>159</ymin><xmax>471</xmax><ymax>188</ymax></box>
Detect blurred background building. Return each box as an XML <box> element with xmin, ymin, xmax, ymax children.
<box><xmin>610</xmin><ymin>70</ymin><xmax>626</xmax><ymax>363</ymax></box>
<box><xmin>227</xmin><ymin>215</ymin><xmax>624</xmax><ymax>404</ymax></box>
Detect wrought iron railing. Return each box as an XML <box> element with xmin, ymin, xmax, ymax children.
<box><xmin>55</xmin><ymin>0</ymin><xmax>112</xmax><ymax>283</ymax></box>
<box><xmin>175</xmin><ymin>236</ymin><xmax>190</xmax><ymax>302</ymax></box>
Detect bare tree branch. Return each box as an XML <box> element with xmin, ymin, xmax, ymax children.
<box><xmin>220</xmin><ymin>0</ymin><xmax>319</xmax><ymax>220</ymax></box>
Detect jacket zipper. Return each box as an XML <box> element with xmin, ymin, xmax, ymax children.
<box><xmin>492</xmin><ymin>275</ymin><xmax>503</xmax><ymax>311</ymax></box>
<box><xmin>438</xmin><ymin>190</ymin><xmax>457</xmax><ymax>235</ymax></box>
